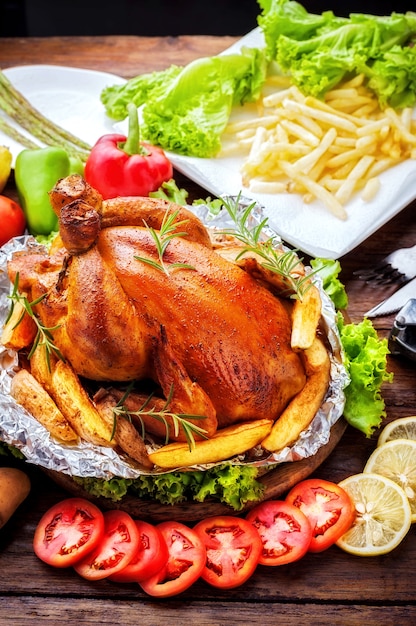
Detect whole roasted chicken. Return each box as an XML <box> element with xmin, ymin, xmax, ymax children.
<box><xmin>6</xmin><ymin>175</ymin><xmax>325</xmax><ymax>463</ymax></box>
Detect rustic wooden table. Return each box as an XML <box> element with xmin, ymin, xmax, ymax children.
<box><xmin>0</xmin><ymin>35</ymin><xmax>415</xmax><ymax>626</ymax></box>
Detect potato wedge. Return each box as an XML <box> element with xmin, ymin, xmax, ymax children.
<box><xmin>149</xmin><ymin>419</ymin><xmax>273</xmax><ymax>469</ymax></box>
<box><xmin>10</xmin><ymin>369</ymin><xmax>78</xmax><ymax>444</ymax></box>
<box><xmin>261</xmin><ymin>336</ymin><xmax>330</xmax><ymax>453</ymax></box>
<box><xmin>30</xmin><ymin>347</ymin><xmax>149</xmax><ymax>462</ymax></box>
<box><xmin>48</xmin><ymin>360</ymin><xmax>114</xmax><ymax>447</ymax></box>
<box><xmin>291</xmin><ymin>283</ymin><xmax>322</xmax><ymax>351</ymax></box>
<box><xmin>29</xmin><ymin>344</ymin><xmax>55</xmax><ymax>389</ymax></box>
<box><xmin>1</xmin><ymin>300</ymin><xmax>37</xmax><ymax>351</ymax></box>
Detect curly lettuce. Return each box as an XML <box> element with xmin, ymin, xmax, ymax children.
<box><xmin>101</xmin><ymin>47</ymin><xmax>268</xmax><ymax>157</ymax></box>
<box><xmin>310</xmin><ymin>258</ymin><xmax>348</xmax><ymax>311</ymax></box>
<box><xmin>363</xmin><ymin>44</ymin><xmax>416</xmax><ymax>108</ymax></box>
<box><xmin>74</xmin><ymin>463</ymin><xmax>265</xmax><ymax>511</ymax></box>
<box><xmin>312</xmin><ymin>258</ymin><xmax>392</xmax><ymax>437</ymax></box>
<box><xmin>337</xmin><ymin>316</ymin><xmax>394</xmax><ymax>437</ymax></box>
<box><xmin>258</xmin><ymin>0</ymin><xmax>416</xmax><ymax>106</ymax></box>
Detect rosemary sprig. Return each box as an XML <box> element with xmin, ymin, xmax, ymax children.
<box><xmin>134</xmin><ymin>209</ymin><xmax>196</xmax><ymax>275</ymax></box>
<box><xmin>112</xmin><ymin>384</ymin><xmax>208</xmax><ymax>451</ymax></box>
<box><xmin>219</xmin><ymin>194</ymin><xmax>313</xmax><ymax>299</ymax></box>
<box><xmin>7</xmin><ymin>274</ymin><xmax>65</xmax><ymax>370</ymax></box>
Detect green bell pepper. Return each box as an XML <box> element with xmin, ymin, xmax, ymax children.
<box><xmin>14</xmin><ymin>146</ymin><xmax>84</xmax><ymax>236</ymax></box>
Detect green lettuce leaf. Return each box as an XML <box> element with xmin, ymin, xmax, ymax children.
<box><xmin>362</xmin><ymin>44</ymin><xmax>416</xmax><ymax>108</ymax></box>
<box><xmin>190</xmin><ymin>463</ymin><xmax>265</xmax><ymax>510</ymax></box>
<box><xmin>257</xmin><ymin>0</ymin><xmax>346</xmax><ymax>62</ymax></box>
<box><xmin>101</xmin><ymin>65</ymin><xmax>183</xmax><ymax>121</ymax></box>
<box><xmin>74</xmin><ymin>463</ymin><xmax>265</xmax><ymax>511</ymax></box>
<box><xmin>308</xmin><ymin>260</ymin><xmax>392</xmax><ymax>438</ymax></box>
<box><xmin>337</xmin><ymin>316</ymin><xmax>394</xmax><ymax>437</ymax></box>
<box><xmin>149</xmin><ymin>178</ymin><xmax>189</xmax><ymax>205</ymax></box>
<box><xmin>310</xmin><ymin>257</ymin><xmax>348</xmax><ymax>311</ymax></box>
<box><xmin>258</xmin><ymin>0</ymin><xmax>416</xmax><ymax>104</ymax></box>
<box><xmin>101</xmin><ymin>47</ymin><xmax>268</xmax><ymax>157</ymax></box>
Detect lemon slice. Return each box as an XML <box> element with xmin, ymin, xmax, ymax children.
<box><xmin>364</xmin><ymin>439</ymin><xmax>416</xmax><ymax>522</ymax></box>
<box><xmin>336</xmin><ymin>473</ymin><xmax>411</xmax><ymax>556</ymax></box>
<box><xmin>378</xmin><ymin>416</ymin><xmax>416</xmax><ymax>446</ymax></box>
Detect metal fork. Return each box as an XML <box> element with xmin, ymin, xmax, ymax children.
<box><xmin>354</xmin><ymin>244</ymin><xmax>416</xmax><ymax>286</ymax></box>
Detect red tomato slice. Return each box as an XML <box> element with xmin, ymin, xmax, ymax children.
<box><xmin>193</xmin><ymin>515</ymin><xmax>262</xmax><ymax>589</ymax></box>
<box><xmin>33</xmin><ymin>497</ymin><xmax>104</xmax><ymax>568</ymax></box>
<box><xmin>139</xmin><ymin>521</ymin><xmax>206</xmax><ymax>597</ymax></box>
<box><xmin>74</xmin><ymin>509</ymin><xmax>140</xmax><ymax>580</ymax></box>
<box><xmin>286</xmin><ymin>479</ymin><xmax>356</xmax><ymax>553</ymax></box>
<box><xmin>109</xmin><ymin>520</ymin><xmax>168</xmax><ymax>583</ymax></box>
<box><xmin>245</xmin><ymin>500</ymin><xmax>313</xmax><ymax>566</ymax></box>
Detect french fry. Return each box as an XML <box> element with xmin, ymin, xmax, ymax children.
<box><xmin>247</xmin><ymin>180</ymin><xmax>288</xmax><ymax>194</ymax></box>
<box><xmin>290</xmin><ymin>127</ymin><xmax>337</xmax><ymax>174</ymax></box>
<box><xmin>149</xmin><ymin>419</ymin><xmax>273</xmax><ymax>469</ymax></box>
<box><xmin>361</xmin><ymin>177</ymin><xmax>381</xmax><ymax>202</ymax></box>
<box><xmin>261</xmin><ymin>337</ymin><xmax>330</xmax><ymax>453</ymax></box>
<box><xmin>1</xmin><ymin>299</ymin><xmax>37</xmax><ymax>351</ymax></box>
<box><xmin>279</xmin><ymin>160</ymin><xmax>347</xmax><ymax>220</ymax></box>
<box><xmin>10</xmin><ymin>369</ymin><xmax>79</xmax><ymax>444</ymax></box>
<box><xmin>222</xmin><ymin>79</ymin><xmax>416</xmax><ymax>219</ymax></box>
<box><xmin>291</xmin><ymin>283</ymin><xmax>322</xmax><ymax>351</ymax></box>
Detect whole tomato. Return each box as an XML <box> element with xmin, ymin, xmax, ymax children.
<box><xmin>0</xmin><ymin>195</ymin><xmax>26</xmax><ymax>247</ymax></box>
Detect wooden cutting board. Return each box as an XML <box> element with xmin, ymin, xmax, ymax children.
<box><xmin>46</xmin><ymin>417</ymin><xmax>347</xmax><ymax>522</ymax></box>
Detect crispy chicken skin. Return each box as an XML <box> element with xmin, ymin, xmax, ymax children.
<box><xmin>8</xmin><ymin>175</ymin><xmax>306</xmax><ymax>430</ymax></box>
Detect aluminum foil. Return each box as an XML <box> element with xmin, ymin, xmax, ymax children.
<box><xmin>0</xmin><ymin>201</ymin><xmax>349</xmax><ymax>480</ymax></box>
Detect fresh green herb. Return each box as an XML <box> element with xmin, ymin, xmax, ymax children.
<box><xmin>134</xmin><ymin>209</ymin><xmax>196</xmax><ymax>275</ymax></box>
<box><xmin>220</xmin><ymin>194</ymin><xmax>312</xmax><ymax>299</ymax></box>
<box><xmin>7</xmin><ymin>274</ymin><xmax>65</xmax><ymax>370</ymax></box>
<box><xmin>112</xmin><ymin>383</ymin><xmax>208</xmax><ymax>450</ymax></box>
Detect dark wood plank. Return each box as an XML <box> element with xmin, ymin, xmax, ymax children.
<box><xmin>1</xmin><ymin>597</ymin><xmax>415</xmax><ymax>626</ymax></box>
<box><xmin>0</xmin><ymin>35</ymin><xmax>237</xmax><ymax>76</ymax></box>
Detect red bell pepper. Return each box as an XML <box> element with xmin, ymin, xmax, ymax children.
<box><xmin>85</xmin><ymin>103</ymin><xmax>173</xmax><ymax>199</ymax></box>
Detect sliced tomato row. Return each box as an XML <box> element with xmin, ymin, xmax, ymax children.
<box><xmin>33</xmin><ymin>479</ymin><xmax>355</xmax><ymax>596</ymax></box>
<box><xmin>33</xmin><ymin>499</ymin><xmax>206</xmax><ymax>595</ymax></box>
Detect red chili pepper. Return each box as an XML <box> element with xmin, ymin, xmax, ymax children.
<box><xmin>84</xmin><ymin>103</ymin><xmax>173</xmax><ymax>199</ymax></box>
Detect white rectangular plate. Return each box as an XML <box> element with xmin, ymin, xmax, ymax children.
<box><xmin>166</xmin><ymin>28</ymin><xmax>416</xmax><ymax>259</ymax></box>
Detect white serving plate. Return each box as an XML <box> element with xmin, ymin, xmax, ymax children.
<box><xmin>166</xmin><ymin>28</ymin><xmax>416</xmax><ymax>259</ymax></box>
